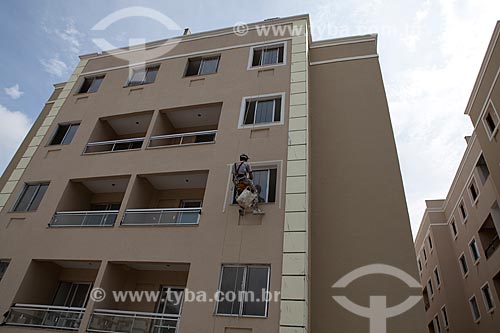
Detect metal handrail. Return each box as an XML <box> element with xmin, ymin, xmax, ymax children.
<box><xmin>125</xmin><ymin>207</ymin><xmax>201</xmax><ymax>212</ymax></box>
<box><xmin>86</xmin><ymin>137</ymin><xmax>145</xmax><ymax>147</ymax></box>
<box><xmin>50</xmin><ymin>210</ymin><xmax>119</xmax><ymax>227</ymax></box>
<box><xmin>13</xmin><ymin>304</ymin><xmax>86</xmax><ymax>311</ymax></box>
<box><xmin>121</xmin><ymin>208</ymin><xmax>201</xmax><ymax>226</ymax></box>
<box><xmin>149</xmin><ymin>130</ymin><xmax>217</xmax><ymax>148</ymax></box>
<box><xmin>93</xmin><ymin>308</ymin><xmax>180</xmax><ymax>319</ymax></box>
<box><xmin>150</xmin><ymin>130</ymin><xmax>217</xmax><ymax>140</ymax></box>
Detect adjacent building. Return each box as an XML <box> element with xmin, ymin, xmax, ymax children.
<box><xmin>415</xmin><ymin>21</ymin><xmax>500</xmax><ymax>333</ymax></box>
<box><xmin>0</xmin><ymin>14</ymin><xmax>423</xmax><ymax>333</ymax></box>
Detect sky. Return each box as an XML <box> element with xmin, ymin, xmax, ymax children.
<box><xmin>0</xmin><ymin>0</ymin><xmax>499</xmax><ymax>237</ymax></box>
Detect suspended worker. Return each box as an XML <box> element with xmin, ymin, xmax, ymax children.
<box><xmin>233</xmin><ymin>153</ymin><xmax>264</xmax><ymax>216</ymax></box>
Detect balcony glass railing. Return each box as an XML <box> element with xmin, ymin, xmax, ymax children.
<box><xmin>50</xmin><ymin>210</ymin><xmax>118</xmax><ymax>227</ymax></box>
<box><xmin>84</xmin><ymin>137</ymin><xmax>144</xmax><ymax>154</ymax></box>
<box><xmin>485</xmin><ymin>234</ymin><xmax>500</xmax><ymax>259</ymax></box>
<box><xmin>121</xmin><ymin>208</ymin><xmax>201</xmax><ymax>226</ymax></box>
<box><xmin>149</xmin><ymin>130</ymin><xmax>216</xmax><ymax>148</ymax></box>
<box><xmin>5</xmin><ymin>304</ymin><xmax>85</xmax><ymax>330</ymax></box>
<box><xmin>87</xmin><ymin>309</ymin><xmax>179</xmax><ymax>333</ymax></box>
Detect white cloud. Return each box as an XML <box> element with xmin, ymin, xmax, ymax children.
<box><xmin>40</xmin><ymin>57</ymin><xmax>69</xmax><ymax>77</ymax></box>
<box><xmin>4</xmin><ymin>84</ymin><xmax>24</xmax><ymax>100</ymax></box>
<box><xmin>0</xmin><ymin>105</ymin><xmax>32</xmax><ymax>173</ymax></box>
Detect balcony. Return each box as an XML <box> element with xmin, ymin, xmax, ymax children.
<box><xmin>3</xmin><ymin>260</ymin><xmax>100</xmax><ymax>331</ymax></box>
<box><xmin>84</xmin><ymin>111</ymin><xmax>152</xmax><ymax>154</ymax></box>
<box><xmin>87</xmin><ymin>262</ymin><xmax>188</xmax><ymax>333</ymax></box>
<box><xmin>121</xmin><ymin>172</ymin><xmax>206</xmax><ymax>226</ymax></box>
<box><xmin>479</xmin><ymin>212</ymin><xmax>500</xmax><ymax>259</ymax></box>
<box><xmin>5</xmin><ymin>304</ymin><xmax>85</xmax><ymax>331</ymax></box>
<box><xmin>49</xmin><ymin>176</ymin><xmax>129</xmax><ymax>227</ymax></box>
<box><xmin>148</xmin><ymin>103</ymin><xmax>220</xmax><ymax>149</ymax></box>
<box><xmin>88</xmin><ymin>309</ymin><xmax>179</xmax><ymax>333</ymax></box>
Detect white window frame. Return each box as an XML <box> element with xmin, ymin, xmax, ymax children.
<box><xmin>184</xmin><ymin>55</ymin><xmax>221</xmax><ymax>76</ymax></box>
<box><xmin>480</xmin><ymin>282</ymin><xmax>496</xmax><ymax>313</ymax></box>
<box><xmin>11</xmin><ymin>182</ymin><xmax>49</xmax><ymax>212</ymax></box>
<box><xmin>440</xmin><ymin>305</ymin><xmax>449</xmax><ymax>330</ymax></box>
<box><xmin>469</xmin><ymin>295</ymin><xmax>481</xmax><ymax>323</ymax></box>
<box><xmin>433</xmin><ymin>266</ymin><xmax>441</xmax><ymax>288</ymax></box>
<box><xmin>238</xmin><ymin>92</ymin><xmax>286</xmax><ymax>129</ymax></box>
<box><xmin>469</xmin><ymin>237</ymin><xmax>481</xmax><ymax>265</ymax></box>
<box><xmin>450</xmin><ymin>218</ymin><xmax>458</xmax><ymax>240</ymax></box>
<box><xmin>459</xmin><ymin>253</ymin><xmax>469</xmax><ymax>278</ymax></box>
<box><xmin>428</xmin><ymin>278</ymin><xmax>434</xmax><ymax>299</ymax></box>
<box><xmin>247</xmin><ymin>42</ymin><xmax>287</xmax><ymax>70</ymax></box>
<box><xmin>459</xmin><ymin>199</ymin><xmax>468</xmax><ymax>224</ymax></box>
<box><xmin>428</xmin><ymin>234</ymin><xmax>434</xmax><ymax>252</ymax></box>
<box><xmin>214</xmin><ymin>264</ymin><xmax>271</xmax><ymax>318</ymax></box>
<box><xmin>468</xmin><ymin>176</ymin><xmax>480</xmax><ymax>206</ymax></box>
<box><xmin>482</xmin><ymin>99</ymin><xmax>500</xmax><ymax>140</ymax></box>
<box><xmin>48</xmin><ymin>122</ymin><xmax>80</xmax><ymax>146</ymax></box>
<box><xmin>78</xmin><ymin>75</ymin><xmax>105</xmax><ymax>94</ymax></box>
<box><xmin>125</xmin><ymin>64</ymin><xmax>160</xmax><ymax>86</ymax></box>
<box><xmin>433</xmin><ymin>314</ymin><xmax>441</xmax><ymax>333</ymax></box>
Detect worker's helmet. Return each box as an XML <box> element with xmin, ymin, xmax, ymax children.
<box><xmin>240</xmin><ymin>153</ymin><xmax>249</xmax><ymax>161</ymax></box>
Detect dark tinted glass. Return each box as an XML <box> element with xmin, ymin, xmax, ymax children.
<box><xmin>242</xmin><ymin>267</ymin><xmax>269</xmax><ymax>316</ymax></box>
<box><xmin>217</xmin><ymin>266</ymin><xmax>244</xmax><ymax>315</ymax></box>
<box><xmin>144</xmin><ymin>66</ymin><xmax>159</xmax><ymax>84</ymax></box>
<box><xmin>186</xmin><ymin>58</ymin><xmax>201</xmax><ymax>76</ymax></box>
<box><xmin>61</xmin><ymin>124</ymin><xmax>79</xmax><ymax>145</ymax></box>
<box><xmin>50</xmin><ymin>124</ymin><xmax>70</xmax><ymax>145</ymax></box>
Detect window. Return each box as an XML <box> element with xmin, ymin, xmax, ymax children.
<box><xmin>418</xmin><ymin>258</ymin><xmax>423</xmax><ymax>273</ymax></box>
<box><xmin>127</xmin><ymin>65</ymin><xmax>159</xmax><ymax>86</ymax></box>
<box><xmin>232</xmin><ymin>168</ymin><xmax>277</xmax><ymax>204</ymax></box>
<box><xmin>0</xmin><ymin>261</ymin><xmax>9</xmax><ymax>280</ymax></box>
<box><xmin>79</xmin><ymin>75</ymin><xmax>104</xmax><ymax>93</ymax></box>
<box><xmin>433</xmin><ymin>314</ymin><xmax>441</xmax><ymax>333</ymax></box>
<box><xmin>459</xmin><ymin>254</ymin><xmax>469</xmax><ymax>277</ymax></box>
<box><xmin>52</xmin><ymin>282</ymin><xmax>92</xmax><ymax>308</ymax></box>
<box><xmin>459</xmin><ymin>200</ymin><xmax>468</xmax><ymax>223</ymax></box>
<box><xmin>241</xmin><ymin>95</ymin><xmax>283</xmax><ymax>127</ymax></box>
<box><xmin>468</xmin><ymin>178</ymin><xmax>479</xmax><ymax>204</ymax></box>
<box><xmin>469</xmin><ymin>238</ymin><xmax>481</xmax><ymax>264</ymax></box>
<box><xmin>250</xmin><ymin>44</ymin><xmax>285</xmax><ymax>67</ymax></box>
<box><xmin>441</xmin><ymin>306</ymin><xmax>449</xmax><ymax>329</ymax></box>
<box><xmin>423</xmin><ymin>248</ymin><xmax>428</xmax><ymax>262</ymax></box>
<box><xmin>155</xmin><ymin>287</ymin><xmax>184</xmax><ymax>316</ymax></box>
<box><xmin>428</xmin><ymin>235</ymin><xmax>433</xmax><ymax>250</ymax></box>
<box><xmin>450</xmin><ymin>219</ymin><xmax>458</xmax><ymax>238</ymax></box>
<box><xmin>49</xmin><ymin>123</ymin><xmax>80</xmax><ymax>145</ymax></box>
<box><xmin>482</xmin><ymin>100</ymin><xmax>499</xmax><ymax>139</ymax></box>
<box><xmin>12</xmin><ymin>183</ymin><xmax>49</xmax><ymax>212</ymax></box>
<box><xmin>469</xmin><ymin>295</ymin><xmax>481</xmax><ymax>322</ymax></box>
<box><xmin>476</xmin><ymin>155</ymin><xmax>490</xmax><ymax>185</ymax></box>
<box><xmin>434</xmin><ymin>267</ymin><xmax>441</xmax><ymax>287</ymax></box>
<box><xmin>428</xmin><ymin>279</ymin><xmax>434</xmax><ymax>298</ymax></box>
<box><xmin>479</xmin><ymin>213</ymin><xmax>500</xmax><ymax>259</ymax></box>
<box><xmin>215</xmin><ymin>264</ymin><xmax>270</xmax><ymax>317</ymax></box>
<box><xmin>481</xmin><ymin>282</ymin><xmax>495</xmax><ymax>313</ymax></box>
<box><xmin>185</xmin><ymin>56</ymin><xmax>220</xmax><ymax>76</ymax></box>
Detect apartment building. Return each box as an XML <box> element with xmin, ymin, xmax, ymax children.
<box><xmin>415</xmin><ymin>21</ymin><xmax>500</xmax><ymax>333</ymax></box>
<box><xmin>0</xmin><ymin>14</ymin><xmax>424</xmax><ymax>333</ymax></box>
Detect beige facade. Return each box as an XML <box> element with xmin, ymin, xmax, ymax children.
<box><xmin>415</xmin><ymin>21</ymin><xmax>500</xmax><ymax>333</ymax></box>
<box><xmin>0</xmin><ymin>14</ymin><xmax>423</xmax><ymax>332</ymax></box>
